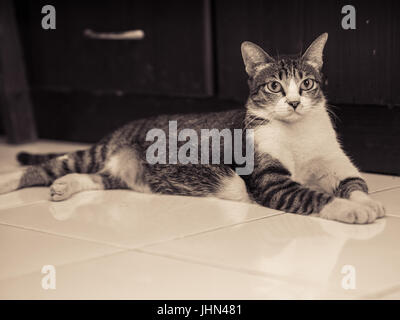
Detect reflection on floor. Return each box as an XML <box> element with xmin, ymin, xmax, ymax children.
<box><xmin>0</xmin><ymin>138</ymin><xmax>399</xmax><ymax>299</ymax></box>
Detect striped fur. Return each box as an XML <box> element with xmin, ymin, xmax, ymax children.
<box><xmin>335</xmin><ymin>177</ymin><xmax>369</xmax><ymax>198</ymax></box>
<box><xmin>0</xmin><ymin>33</ymin><xmax>385</xmax><ymax>224</ymax></box>
<box><xmin>244</xmin><ymin>152</ymin><xmax>335</xmax><ymax>215</ymax></box>
<box><xmin>8</xmin><ymin>112</ymin><xmax>247</xmax><ymax>202</ymax></box>
<box><xmin>239</xmin><ymin>33</ymin><xmax>384</xmax><ymax>222</ymax></box>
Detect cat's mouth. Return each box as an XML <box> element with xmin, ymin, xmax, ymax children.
<box><xmin>273</xmin><ymin>107</ymin><xmax>305</xmax><ymax>122</ymax></box>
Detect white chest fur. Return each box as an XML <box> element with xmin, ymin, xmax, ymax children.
<box><xmin>254</xmin><ymin>109</ymin><xmax>341</xmax><ymax>184</ymax></box>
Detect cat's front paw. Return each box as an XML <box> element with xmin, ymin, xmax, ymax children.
<box><xmin>319</xmin><ymin>198</ymin><xmax>378</xmax><ymax>224</ymax></box>
<box><xmin>349</xmin><ymin>191</ymin><xmax>385</xmax><ymax>218</ymax></box>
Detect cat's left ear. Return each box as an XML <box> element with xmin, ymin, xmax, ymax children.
<box><xmin>302</xmin><ymin>33</ymin><xmax>328</xmax><ymax>70</ymax></box>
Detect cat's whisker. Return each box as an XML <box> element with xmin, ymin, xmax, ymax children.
<box><xmin>244</xmin><ymin>116</ymin><xmax>257</xmax><ymax>130</ymax></box>
<box><xmin>245</xmin><ymin>115</ymin><xmax>263</xmax><ymax>129</ymax></box>
<box><xmin>326</xmin><ymin>104</ymin><xmax>341</xmax><ymax>125</ymax></box>
<box><xmin>275</xmin><ymin>48</ymin><xmax>280</xmax><ymax>61</ymax></box>
<box><xmin>298</xmin><ymin>44</ymin><xmax>304</xmax><ymax>59</ymax></box>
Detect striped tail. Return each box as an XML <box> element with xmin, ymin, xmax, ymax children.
<box><xmin>17</xmin><ymin>152</ymin><xmax>66</xmax><ymax>165</ymax></box>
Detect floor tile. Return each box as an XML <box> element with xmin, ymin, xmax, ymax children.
<box><xmin>382</xmin><ymin>292</ymin><xmax>400</xmax><ymax>299</ymax></box>
<box><xmin>0</xmin><ymin>224</ymin><xmax>122</xmax><ymax>281</ymax></box>
<box><xmin>145</xmin><ymin>214</ymin><xmax>400</xmax><ymax>298</ymax></box>
<box><xmin>370</xmin><ymin>188</ymin><xmax>400</xmax><ymax>217</ymax></box>
<box><xmin>0</xmin><ymin>190</ymin><xmax>280</xmax><ymax>248</ymax></box>
<box><xmin>362</xmin><ymin>173</ymin><xmax>400</xmax><ymax>193</ymax></box>
<box><xmin>367</xmin><ymin>285</ymin><xmax>400</xmax><ymax>299</ymax></box>
<box><xmin>0</xmin><ymin>249</ymin><xmax>338</xmax><ymax>300</ymax></box>
<box><xmin>0</xmin><ymin>188</ymin><xmax>48</xmax><ymax>210</ymax></box>
<box><xmin>1</xmin><ymin>139</ymin><xmax>399</xmax><ymax>299</ymax></box>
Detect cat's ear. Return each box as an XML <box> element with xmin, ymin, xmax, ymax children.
<box><xmin>302</xmin><ymin>33</ymin><xmax>328</xmax><ymax>70</ymax></box>
<box><xmin>241</xmin><ymin>41</ymin><xmax>275</xmax><ymax>77</ymax></box>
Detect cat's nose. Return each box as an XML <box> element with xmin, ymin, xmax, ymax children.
<box><xmin>287</xmin><ymin>100</ymin><xmax>300</xmax><ymax>109</ymax></box>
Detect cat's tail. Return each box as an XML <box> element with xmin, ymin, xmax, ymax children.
<box><xmin>17</xmin><ymin>152</ymin><xmax>66</xmax><ymax>165</ymax></box>
<box><xmin>1</xmin><ymin>146</ymin><xmax>101</xmax><ymax>195</ymax></box>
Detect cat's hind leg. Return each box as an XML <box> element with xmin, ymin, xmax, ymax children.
<box><xmin>0</xmin><ymin>170</ymin><xmax>25</xmax><ymax>195</ymax></box>
<box><xmin>0</xmin><ymin>148</ymin><xmax>95</xmax><ymax>195</ymax></box>
<box><xmin>145</xmin><ymin>163</ymin><xmax>251</xmax><ymax>202</ymax></box>
<box><xmin>50</xmin><ymin>144</ymin><xmax>149</xmax><ymax>201</ymax></box>
<box><xmin>2</xmin><ymin>141</ymin><xmax>144</xmax><ymax>197</ymax></box>
<box><xmin>50</xmin><ymin>173</ymin><xmax>127</xmax><ymax>201</ymax></box>
<box><xmin>215</xmin><ymin>172</ymin><xmax>251</xmax><ymax>203</ymax></box>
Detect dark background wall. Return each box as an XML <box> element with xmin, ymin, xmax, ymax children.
<box><xmin>1</xmin><ymin>0</ymin><xmax>399</xmax><ymax>175</ymax></box>
<box><xmin>15</xmin><ymin>0</ymin><xmax>212</xmax><ymax>97</ymax></box>
<box><xmin>215</xmin><ymin>0</ymin><xmax>400</xmax><ymax>105</ymax></box>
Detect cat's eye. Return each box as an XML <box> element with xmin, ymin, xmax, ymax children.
<box><xmin>265</xmin><ymin>81</ymin><xmax>282</xmax><ymax>93</ymax></box>
<box><xmin>300</xmin><ymin>78</ymin><xmax>315</xmax><ymax>91</ymax></box>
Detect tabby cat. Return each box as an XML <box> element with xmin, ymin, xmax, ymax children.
<box><xmin>0</xmin><ymin>33</ymin><xmax>385</xmax><ymax>224</ymax></box>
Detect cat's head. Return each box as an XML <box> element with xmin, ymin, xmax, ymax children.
<box><xmin>241</xmin><ymin>33</ymin><xmax>328</xmax><ymax>123</ymax></box>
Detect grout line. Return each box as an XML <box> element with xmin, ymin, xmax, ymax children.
<box><xmin>0</xmin><ymin>222</ymin><xmax>312</xmax><ymax>289</ymax></box>
<box><xmin>0</xmin><ymin>213</ymin><xmax>298</xmax><ymax>284</ymax></box>
<box><xmin>0</xmin><ymin>199</ymin><xmax>48</xmax><ymax>212</ymax></box>
<box><xmin>0</xmin><ymin>212</ymin><xmax>285</xmax><ymax>252</ymax></box>
<box><xmin>0</xmin><ymin>221</ymin><xmax>128</xmax><ymax>250</ymax></box>
<box><xmin>136</xmin><ymin>212</ymin><xmax>286</xmax><ymax>249</ymax></box>
<box><xmin>1</xmin><ymin>224</ymin><xmax>395</xmax><ymax>300</ymax></box>
<box><xmin>0</xmin><ymin>249</ymin><xmax>130</xmax><ymax>283</ymax></box>
<box><xmin>132</xmin><ymin>247</ymin><xmax>326</xmax><ymax>289</ymax></box>
<box><xmin>0</xmin><ymin>214</ymin><xmax>397</xmax><ymax>297</ymax></box>
<box><xmin>0</xmin><ymin>240</ymin><xmax>321</xmax><ymax>296</ymax></box>
<box><xmin>385</xmin><ymin>213</ymin><xmax>400</xmax><ymax>218</ymax></box>
<box><xmin>369</xmin><ymin>185</ymin><xmax>400</xmax><ymax>194</ymax></box>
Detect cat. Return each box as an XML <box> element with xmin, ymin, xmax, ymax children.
<box><xmin>0</xmin><ymin>33</ymin><xmax>385</xmax><ymax>224</ymax></box>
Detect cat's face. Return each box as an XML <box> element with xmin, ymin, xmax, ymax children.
<box><xmin>241</xmin><ymin>33</ymin><xmax>328</xmax><ymax>123</ymax></box>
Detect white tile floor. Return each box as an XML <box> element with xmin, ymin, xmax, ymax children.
<box><xmin>0</xmin><ymin>138</ymin><xmax>399</xmax><ymax>299</ymax></box>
